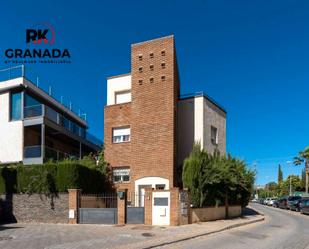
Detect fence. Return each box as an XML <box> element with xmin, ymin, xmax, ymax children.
<box><xmin>80</xmin><ymin>193</ymin><xmax>117</xmax><ymax>208</ymax></box>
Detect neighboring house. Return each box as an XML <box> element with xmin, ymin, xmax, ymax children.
<box><xmin>0</xmin><ymin>67</ymin><xmax>102</xmax><ymax>165</ymax></box>
<box><xmin>104</xmin><ymin>35</ymin><xmax>226</xmax><ymax>197</ymax></box>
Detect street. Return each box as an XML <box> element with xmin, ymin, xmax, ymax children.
<box><xmin>162</xmin><ymin>203</ymin><xmax>309</xmax><ymax>249</ymax></box>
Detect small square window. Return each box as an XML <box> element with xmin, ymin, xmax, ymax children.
<box><xmin>138</xmin><ymin>54</ymin><xmax>143</xmax><ymax>61</ymax></box>
<box><xmin>150</xmin><ymin>53</ymin><xmax>154</xmax><ymax>58</ymax></box>
<box><xmin>161</xmin><ymin>76</ymin><xmax>166</xmax><ymax>81</ymax></box>
<box><xmin>138</xmin><ymin>79</ymin><xmax>143</xmax><ymax>85</ymax></box>
<box><xmin>139</xmin><ymin>67</ymin><xmax>143</xmax><ymax>73</ymax></box>
<box><xmin>161</xmin><ymin>50</ymin><xmax>166</xmax><ymax>56</ymax></box>
<box><xmin>161</xmin><ymin>63</ymin><xmax>166</xmax><ymax>69</ymax></box>
<box><xmin>150</xmin><ymin>65</ymin><xmax>154</xmax><ymax>71</ymax></box>
<box><xmin>150</xmin><ymin>78</ymin><xmax>154</xmax><ymax>83</ymax></box>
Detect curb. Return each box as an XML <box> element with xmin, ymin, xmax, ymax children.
<box><xmin>142</xmin><ymin>216</ymin><xmax>265</xmax><ymax>249</ymax></box>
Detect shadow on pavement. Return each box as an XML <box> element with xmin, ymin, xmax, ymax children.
<box><xmin>242</xmin><ymin>207</ymin><xmax>260</xmax><ymax>216</ymax></box>
<box><xmin>0</xmin><ymin>225</ymin><xmax>23</xmax><ymax>231</ymax></box>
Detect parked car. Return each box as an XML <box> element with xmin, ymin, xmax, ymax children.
<box><xmin>264</xmin><ymin>198</ymin><xmax>271</xmax><ymax>205</ymax></box>
<box><xmin>268</xmin><ymin>198</ymin><xmax>277</xmax><ymax>206</ymax></box>
<box><xmin>259</xmin><ymin>198</ymin><xmax>265</xmax><ymax>204</ymax></box>
<box><xmin>272</xmin><ymin>199</ymin><xmax>279</xmax><ymax>208</ymax></box>
<box><xmin>300</xmin><ymin>198</ymin><xmax>309</xmax><ymax>214</ymax></box>
<box><xmin>288</xmin><ymin>196</ymin><xmax>303</xmax><ymax>211</ymax></box>
<box><xmin>278</xmin><ymin>196</ymin><xmax>289</xmax><ymax>209</ymax></box>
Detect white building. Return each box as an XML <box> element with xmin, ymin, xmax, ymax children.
<box><xmin>0</xmin><ymin>66</ymin><xmax>101</xmax><ymax>165</ymax></box>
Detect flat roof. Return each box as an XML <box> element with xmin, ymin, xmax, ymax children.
<box><xmin>179</xmin><ymin>92</ymin><xmax>227</xmax><ymax>113</ymax></box>
<box><xmin>107</xmin><ymin>73</ymin><xmax>131</xmax><ymax>80</ymax></box>
<box><xmin>0</xmin><ymin>77</ymin><xmax>88</xmax><ymax>126</ymax></box>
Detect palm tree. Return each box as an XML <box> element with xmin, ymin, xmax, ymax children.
<box><xmin>293</xmin><ymin>147</ymin><xmax>309</xmax><ymax>193</ymax></box>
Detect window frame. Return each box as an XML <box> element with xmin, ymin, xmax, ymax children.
<box><xmin>211</xmin><ymin>125</ymin><xmax>218</xmax><ymax>145</ymax></box>
<box><xmin>112</xmin><ymin>167</ymin><xmax>130</xmax><ymax>183</ymax></box>
<box><xmin>112</xmin><ymin>126</ymin><xmax>131</xmax><ymax>144</ymax></box>
<box><xmin>114</xmin><ymin>90</ymin><xmax>131</xmax><ymax>105</ymax></box>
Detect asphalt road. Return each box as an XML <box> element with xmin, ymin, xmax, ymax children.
<box><xmin>162</xmin><ymin>203</ymin><xmax>309</xmax><ymax>249</ymax></box>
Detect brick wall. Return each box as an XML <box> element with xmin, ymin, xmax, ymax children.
<box><xmin>104</xmin><ymin>102</ymin><xmax>132</xmax><ymax>190</ymax></box>
<box><xmin>104</xmin><ymin>36</ymin><xmax>180</xmax><ymax>192</ymax></box>
<box><xmin>0</xmin><ymin>193</ymin><xmax>69</xmax><ymax>223</ymax></box>
<box><xmin>130</xmin><ymin>35</ymin><xmax>179</xmax><ymax>190</ymax></box>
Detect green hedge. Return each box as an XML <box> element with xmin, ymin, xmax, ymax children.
<box><xmin>0</xmin><ymin>162</ymin><xmax>109</xmax><ymax>194</ymax></box>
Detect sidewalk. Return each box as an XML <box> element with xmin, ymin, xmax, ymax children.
<box><xmin>0</xmin><ymin>208</ymin><xmax>264</xmax><ymax>249</ymax></box>
<box><xmin>122</xmin><ymin>213</ymin><xmax>265</xmax><ymax>249</ymax></box>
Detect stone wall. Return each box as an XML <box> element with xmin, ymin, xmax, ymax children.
<box><xmin>190</xmin><ymin>205</ymin><xmax>242</xmax><ymax>223</ymax></box>
<box><xmin>0</xmin><ymin>193</ymin><xmax>69</xmax><ymax>223</ymax></box>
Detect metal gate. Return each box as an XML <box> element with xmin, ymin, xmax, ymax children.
<box><xmin>79</xmin><ymin>193</ymin><xmax>117</xmax><ymax>224</ymax></box>
<box><xmin>126</xmin><ymin>192</ymin><xmax>145</xmax><ymax>224</ymax></box>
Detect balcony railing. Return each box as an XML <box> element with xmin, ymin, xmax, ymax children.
<box><xmin>24</xmin><ymin>145</ymin><xmax>42</xmax><ymax>158</ymax></box>
<box><xmin>24</xmin><ymin>145</ymin><xmax>78</xmax><ymax>160</ymax></box>
<box><xmin>23</xmin><ymin>104</ymin><xmax>102</xmax><ymax>147</ymax></box>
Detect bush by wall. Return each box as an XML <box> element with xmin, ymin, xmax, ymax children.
<box><xmin>0</xmin><ymin>161</ymin><xmax>110</xmax><ymax>194</ymax></box>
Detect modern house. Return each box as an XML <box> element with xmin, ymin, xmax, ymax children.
<box><xmin>104</xmin><ymin>35</ymin><xmax>226</xmax><ymax>198</ymax></box>
<box><xmin>0</xmin><ymin>66</ymin><xmax>102</xmax><ymax>165</ymax></box>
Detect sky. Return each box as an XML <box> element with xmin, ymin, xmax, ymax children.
<box><xmin>0</xmin><ymin>0</ymin><xmax>308</xmax><ymax>185</ymax></box>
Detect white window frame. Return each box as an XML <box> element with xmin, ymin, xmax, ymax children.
<box><xmin>114</xmin><ymin>90</ymin><xmax>131</xmax><ymax>105</ymax></box>
<box><xmin>113</xmin><ymin>167</ymin><xmax>130</xmax><ymax>183</ymax></box>
<box><xmin>112</xmin><ymin>126</ymin><xmax>130</xmax><ymax>143</ymax></box>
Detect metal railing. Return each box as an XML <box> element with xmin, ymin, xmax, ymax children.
<box><xmin>23</xmin><ymin>104</ymin><xmax>102</xmax><ymax>147</ymax></box>
<box><xmin>24</xmin><ymin>145</ymin><xmax>78</xmax><ymax>160</ymax></box>
<box><xmin>0</xmin><ymin>65</ymin><xmax>87</xmax><ymax>121</ymax></box>
<box><xmin>0</xmin><ymin>65</ymin><xmax>24</xmax><ymax>81</ymax></box>
<box><xmin>24</xmin><ymin>145</ymin><xmax>41</xmax><ymax>158</ymax></box>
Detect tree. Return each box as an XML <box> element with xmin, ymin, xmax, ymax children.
<box><xmin>182</xmin><ymin>143</ymin><xmax>255</xmax><ymax>211</ymax></box>
<box><xmin>278</xmin><ymin>164</ymin><xmax>283</xmax><ymax>184</ymax></box>
<box><xmin>293</xmin><ymin>147</ymin><xmax>309</xmax><ymax>193</ymax></box>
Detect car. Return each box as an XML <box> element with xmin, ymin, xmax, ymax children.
<box><xmin>272</xmin><ymin>199</ymin><xmax>279</xmax><ymax>208</ymax></box>
<box><xmin>300</xmin><ymin>198</ymin><xmax>309</xmax><ymax>215</ymax></box>
<box><xmin>287</xmin><ymin>196</ymin><xmax>302</xmax><ymax>210</ymax></box>
<box><xmin>268</xmin><ymin>198</ymin><xmax>277</xmax><ymax>206</ymax></box>
<box><xmin>264</xmin><ymin>198</ymin><xmax>271</xmax><ymax>205</ymax></box>
<box><xmin>258</xmin><ymin>198</ymin><xmax>265</xmax><ymax>204</ymax></box>
<box><xmin>288</xmin><ymin>196</ymin><xmax>303</xmax><ymax>211</ymax></box>
<box><xmin>278</xmin><ymin>196</ymin><xmax>289</xmax><ymax>209</ymax></box>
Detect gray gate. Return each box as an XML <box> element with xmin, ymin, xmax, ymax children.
<box><xmin>126</xmin><ymin>192</ymin><xmax>145</xmax><ymax>224</ymax></box>
<box><xmin>79</xmin><ymin>193</ymin><xmax>117</xmax><ymax>224</ymax></box>
<box><xmin>79</xmin><ymin>208</ymin><xmax>117</xmax><ymax>224</ymax></box>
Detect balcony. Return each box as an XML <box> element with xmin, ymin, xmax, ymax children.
<box><xmin>24</xmin><ymin>145</ymin><xmax>78</xmax><ymax>161</ymax></box>
<box><xmin>23</xmin><ymin>104</ymin><xmax>102</xmax><ymax>148</ymax></box>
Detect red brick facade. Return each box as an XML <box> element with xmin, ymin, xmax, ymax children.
<box><xmin>104</xmin><ymin>36</ymin><xmax>180</xmax><ymax>193</ymax></box>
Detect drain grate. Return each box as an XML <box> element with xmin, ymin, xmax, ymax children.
<box><xmin>0</xmin><ymin>236</ymin><xmax>12</xmax><ymax>241</ymax></box>
<box><xmin>142</xmin><ymin>232</ymin><xmax>155</xmax><ymax>237</ymax></box>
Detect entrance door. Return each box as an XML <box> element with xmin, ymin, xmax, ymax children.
<box><xmin>152</xmin><ymin>191</ymin><xmax>170</xmax><ymax>226</ymax></box>
<box><xmin>138</xmin><ymin>185</ymin><xmax>151</xmax><ymax>207</ymax></box>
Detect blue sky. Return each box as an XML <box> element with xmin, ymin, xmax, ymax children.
<box><xmin>0</xmin><ymin>0</ymin><xmax>308</xmax><ymax>185</ymax></box>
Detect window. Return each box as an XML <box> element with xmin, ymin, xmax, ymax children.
<box><xmin>138</xmin><ymin>67</ymin><xmax>143</xmax><ymax>73</ymax></box>
<box><xmin>150</xmin><ymin>77</ymin><xmax>154</xmax><ymax>83</ymax></box>
<box><xmin>149</xmin><ymin>65</ymin><xmax>154</xmax><ymax>71</ymax></box>
<box><xmin>149</xmin><ymin>52</ymin><xmax>154</xmax><ymax>58</ymax></box>
<box><xmin>113</xmin><ymin>167</ymin><xmax>130</xmax><ymax>183</ymax></box>
<box><xmin>115</xmin><ymin>90</ymin><xmax>131</xmax><ymax>104</ymax></box>
<box><xmin>24</xmin><ymin>93</ymin><xmax>42</xmax><ymax>118</ymax></box>
<box><xmin>211</xmin><ymin>126</ymin><xmax>218</xmax><ymax>145</ymax></box>
<box><xmin>161</xmin><ymin>76</ymin><xmax>166</xmax><ymax>81</ymax></box>
<box><xmin>138</xmin><ymin>54</ymin><xmax>143</xmax><ymax>61</ymax></box>
<box><xmin>161</xmin><ymin>50</ymin><xmax>166</xmax><ymax>56</ymax></box>
<box><xmin>155</xmin><ymin>184</ymin><xmax>165</xmax><ymax>190</ymax></box>
<box><xmin>112</xmin><ymin>126</ymin><xmax>130</xmax><ymax>143</ymax></box>
<box><xmin>10</xmin><ymin>92</ymin><xmax>22</xmax><ymax>120</ymax></box>
<box><xmin>138</xmin><ymin>79</ymin><xmax>143</xmax><ymax>85</ymax></box>
<box><xmin>161</xmin><ymin>63</ymin><xmax>166</xmax><ymax>69</ymax></box>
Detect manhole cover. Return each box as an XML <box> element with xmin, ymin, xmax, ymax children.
<box><xmin>0</xmin><ymin>236</ymin><xmax>12</xmax><ymax>241</ymax></box>
<box><xmin>142</xmin><ymin>232</ymin><xmax>155</xmax><ymax>237</ymax></box>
